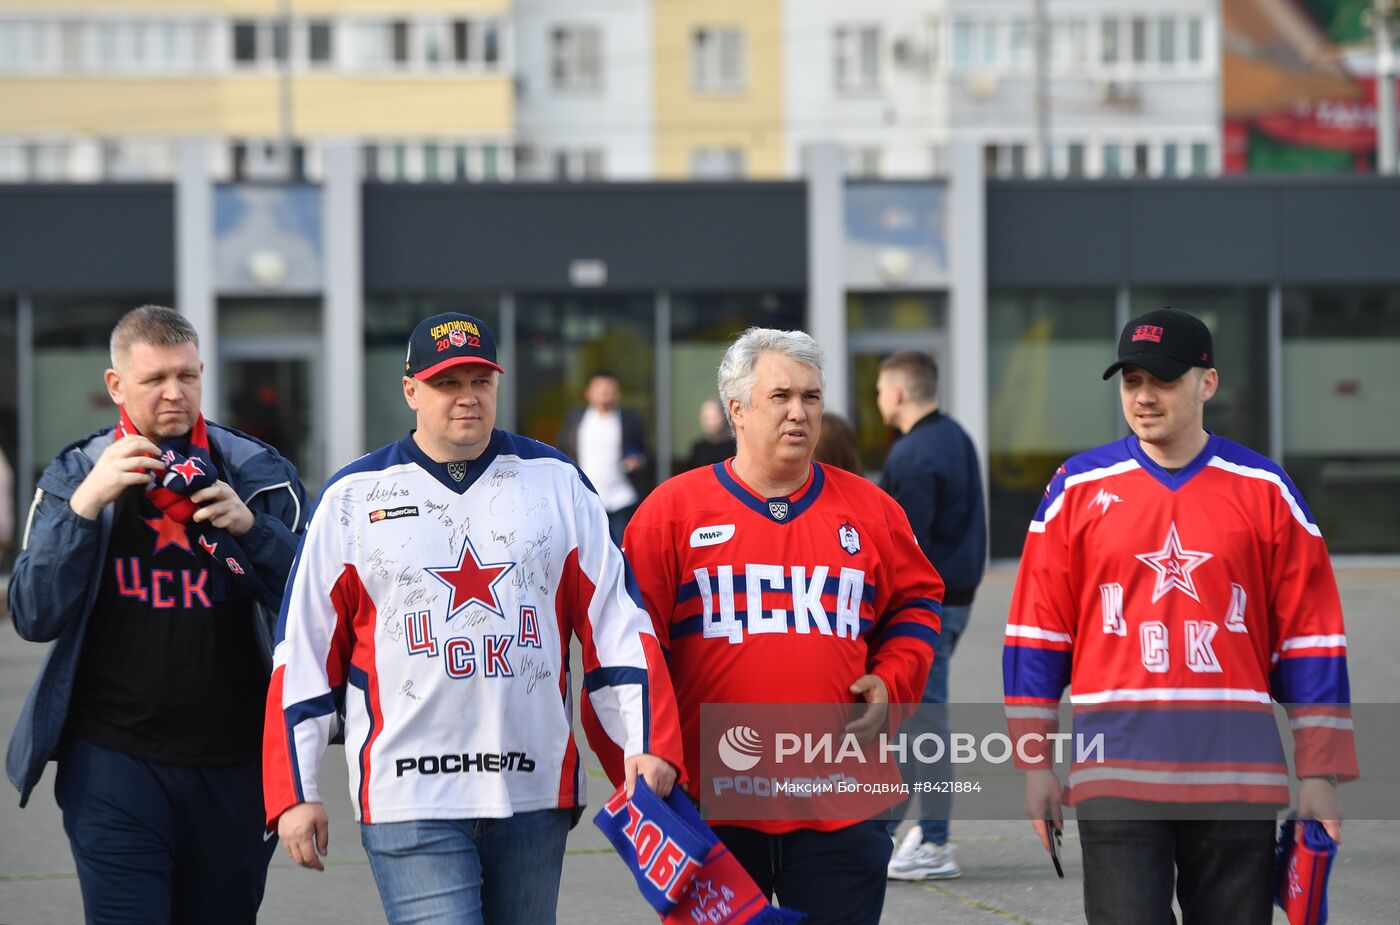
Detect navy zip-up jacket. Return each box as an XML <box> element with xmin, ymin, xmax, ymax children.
<box><xmin>6</xmin><ymin>423</ymin><xmax>306</xmax><ymax>806</ymax></box>
<box><xmin>879</xmin><ymin>410</ymin><xmax>986</xmax><ymax>607</ymax></box>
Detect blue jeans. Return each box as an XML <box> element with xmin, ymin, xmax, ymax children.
<box><xmin>887</xmin><ymin>603</ymin><xmax>970</xmax><ymax>846</ymax></box>
<box><xmin>360</xmin><ymin>810</ymin><xmax>571</xmax><ymax>925</ymax></box>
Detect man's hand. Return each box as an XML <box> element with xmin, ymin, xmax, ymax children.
<box><xmin>624</xmin><ymin>753</ymin><xmax>678</xmax><ymax>798</ymax></box>
<box><xmin>622</xmin><ymin>453</ymin><xmax>645</xmax><ymax>474</ymax></box>
<box><xmin>69</xmin><ymin>435</ymin><xmax>165</xmax><ymax>520</ymax></box>
<box><xmin>845</xmin><ymin>674</ymin><xmax>889</xmax><ymax>742</ymax></box>
<box><xmin>1298</xmin><ymin>777</ymin><xmax>1343</xmax><ymax>844</ymax></box>
<box><xmin>1024</xmin><ymin>768</ymin><xmax>1064</xmax><ymax>854</ymax></box>
<box><xmin>278</xmin><ymin>802</ymin><xmax>330</xmax><ymax>871</ymax></box>
<box><xmin>191</xmin><ymin>481</ymin><xmax>255</xmax><ymax>536</ymax></box>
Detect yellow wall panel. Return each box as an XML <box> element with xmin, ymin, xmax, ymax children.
<box><xmin>652</xmin><ymin>0</ymin><xmax>783</xmax><ymax>179</ymax></box>
<box><xmin>0</xmin><ymin>76</ymin><xmax>512</xmax><ymax>136</ymax></box>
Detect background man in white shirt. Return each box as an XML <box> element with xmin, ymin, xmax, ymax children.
<box><xmin>558</xmin><ymin>371</ymin><xmax>650</xmax><ymax>543</ymax></box>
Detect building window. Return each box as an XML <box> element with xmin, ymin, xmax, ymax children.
<box><xmin>453</xmin><ymin>21</ymin><xmax>473</xmax><ymax>63</ymax></box>
<box><xmin>1158</xmin><ymin>16</ymin><xmax>1176</xmax><ymax>65</ymax></box>
<box><xmin>1186</xmin><ymin>16</ymin><xmax>1203</xmax><ymax>64</ymax></box>
<box><xmin>1101</xmin><ymin>16</ymin><xmax>1120</xmax><ymax>66</ymax></box>
<box><xmin>1102</xmin><ymin>143</ymin><xmax>1123</xmax><ymax>176</ymax></box>
<box><xmin>483</xmin><ymin>21</ymin><xmax>500</xmax><ymax>65</ymax></box>
<box><xmin>1009</xmin><ymin>19</ymin><xmax>1032</xmax><ymax>72</ymax></box>
<box><xmin>1066</xmin><ymin>141</ymin><xmax>1086</xmax><ymax>177</ymax></box>
<box><xmin>847</xmin><ymin>147</ymin><xmax>882</xmax><ymax>178</ymax></box>
<box><xmin>1190</xmin><ymin>141</ymin><xmax>1210</xmax><ymax>174</ymax></box>
<box><xmin>692</xmin><ymin>27</ymin><xmax>745</xmax><ymax>93</ymax></box>
<box><xmin>690</xmin><ymin>147</ymin><xmax>744</xmax><ymax>179</ymax></box>
<box><xmin>834</xmin><ymin>24</ymin><xmax>880</xmax><ymax>92</ymax></box>
<box><xmin>1163</xmin><ymin>142</ymin><xmax>1179</xmax><ymax>176</ymax></box>
<box><xmin>551</xmin><ymin>24</ymin><xmax>603</xmax><ymax>92</ymax></box>
<box><xmin>1052</xmin><ymin>20</ymin><xmax>1088</xmax><ymax>71</ymax></box>
<box><xmin>1133</xmin><ymin>142</ymin><xmax>1150</xmax><ymax>176</ymax></box>
<box><xmin>1131</xmin><ymin>16</ymin><xmax>1149</xmax><ymax>65</ymax></box>
<box><xmin>390</xmin><ymin>20</ymin><xmax>410</xmax><ymax>63</ymax></box>
<box><xmin>951</xmin><ymin>20</ymin><xmax>973</xmax><ymax>71</ymax></box>
<box><xmin>233</xmin><ymin>20</ymin><xmax>258</xmax><ymax>64</ymax></box>
<box><xmin>308</xmin><ymin>20</ymin><xmax>333</xmax><ymax>65</ymax></box>
<box><xmin>1282</xmin><ymin>288</ymin><xmax>1400</xmax><ymax>552</ymax></box>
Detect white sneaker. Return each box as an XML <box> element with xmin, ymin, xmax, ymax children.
<box><xmin>887</xmin><ymin>828</ymin><xmax>962</xmax><ymax>881</ymax></box>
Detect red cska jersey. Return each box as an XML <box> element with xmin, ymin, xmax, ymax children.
<box><xmin>625</xmin><ymin>460</ymin><xmax>944</xmax><ymax>834</ymax></box>
<box><xmin>1003</xmin><ymin>434</ymin><xmax>1357</xmax><ymax>806</ymax></box>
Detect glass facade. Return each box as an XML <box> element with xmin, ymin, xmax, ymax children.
<box><xmin>0</xmin><ymin>297</ymin><xmax>15</xmax><ymax>564</ymax></box>
<box><xmin>1282</xmin><ymin>289</ymin><xmax>1400</xmax><ymax>552</ymax></box>
<box><xmin>669</xmin><ymin>292</ymin><xmax>803</xmax><ymax>472</ymax></box>
<box><xmin>846</xmin><ymin>292</ymin><xmax>948</xmax><ymax>475</ymax></box>
<box><xmin>32</xmin><ymin>298</ymin><xmax>155</xmax><ymax>479</ymax></box>
<box><xmin>987</xmin><ymin>289</ymin><xmax>1117</xmax><ymax>558</ymax></box>
<box><xmin>1130</xmin><ymin>287</ymin><xmax>1270</xmax><ymax>456</ymax></box>
<box><xmin>515</xmin><ymin>293</ymin><xmax>655</xmax><ymax>456</ymax></box>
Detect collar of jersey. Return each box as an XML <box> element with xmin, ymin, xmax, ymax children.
<box><xmin>713</xmin><ymin>459</ymin><xmax>825</xmax><ymax>524</ymax></box>
<box><xmin>1124</xmin><ymin>431</ymin><xmax>1221</xmax><ymax>491</ymax></box>
<box><xmin>400</xmin><ymin>429</ymin><xmax>503</xmax><ymax>494</ymax></box>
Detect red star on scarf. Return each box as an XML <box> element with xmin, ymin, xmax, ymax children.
<box><xmin>426</xmin><ymin>537</ymin><xmax>514</xmax><ymax>619</ymax></box>
<box><xmin>144</xmin><ymin>513</ymin><xmax>193</xmax><ymax>555</ymax></box>
<box><xmin>170</xmin><ymin>457</ymin><xmax>205</xmax><ymax>484</ymax></box>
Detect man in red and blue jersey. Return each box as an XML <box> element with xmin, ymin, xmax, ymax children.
<box><xmin>625</xmin><ymin>327</ymin><xmax>944</xmax><ymax>925</ymax></box>
<box><xmin>1004</xmin><ymin>308</ymin><xmax>1357</xmax><ymax>924</ymax></box>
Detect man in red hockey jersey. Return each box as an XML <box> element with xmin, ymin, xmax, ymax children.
<box><xmin>1005</xmin><ymin>307</ymin><xmax>1356</xmax><ymax>924</ymax></box>
<box><xmin>625</xmin><ymin>327</ymin><xmax>944</xmax><ymax>925</ymax></box>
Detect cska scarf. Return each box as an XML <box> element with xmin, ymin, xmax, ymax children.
<box><xmin>116</xmin><ymin>408</ymin><xmax>274</xmax><ymax>607</ymax></box>
<box><xmin>595</xmin><ymin>780</ymin><xmax>804</xmax><ymax>925</ymax></box>
<box><xmin>1274</xmin><ymin>817</ymin><xmax>1337</xmax><ymax>925</ymax></box>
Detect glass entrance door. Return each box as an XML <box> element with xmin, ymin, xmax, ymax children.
<box><xmin>220</xmin><ymin>337</ymin><xmax>321</xmax><ymax>486</ymax></box>
<box><xmin>848</xmin><ymin>329</ymin><xmax>947</xmax><ymax>476</ymax></box>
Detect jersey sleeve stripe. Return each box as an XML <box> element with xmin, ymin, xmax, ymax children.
<box><xmin>583</xmin><ymin>666</ymin><xmax>652</xmax><ymax>754</ymax></box>
<box><xmin>877</xmin><ymin>622</ymin><xmax>939</xmax><ymax>648</ymax></box>
<box><xmin>1289</xmin><ymin>715</ymin><xmax>1354</xmax><ymax>731</ymax></box>
<box><xmin>1002</xmin><ymin>647</ymin><xmax>1072</xmax><ymax>701</ymax></box>
<box><xmin>886</xmin><ymin>597</ymin><xmax>943</xmax><ymax>618</ymax></box>
<box><xmin>1205</xmin><ymin>457</ymin><xmax>1321</xmax><ymax>536</ymax></box>
<box><xmin>1006</xmin><ymin>624</ymin><xmax>1074</xmax><ymax>644</ymax></box>
<box><xmin>1069</xmin><ymin>687</ymin><xmax>1273</xmax><ymax>705</ymax></box>
<box><xmin>284</xmin><ymin>691</ymin><xmax>337</xmax><ymax>728</ymax></box>
<box><xmin>1280</xmin><ymin>634</ymin><xmax>1347</xmax><ymax>651</ymax></box>
<box><xmin>1270</xmin><ymin>656</ymin><xmax>1351</xmax><ymax>705</ymax></box>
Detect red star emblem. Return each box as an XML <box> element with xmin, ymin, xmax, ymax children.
<box><xmin>144</xmin><ymin>513</ymin><xmax>193</xmax><ymax>555</ymax></box>
<box><xmin>426</xmin><ymin>537</ymin><xmax>514</xmax><ymax>619</ymax></box>
<box><xmin>170</xmin><ymin>457</ymin><xmax>205</xmax><ymax>484</ymax></box>
<box><xmin>1135</xmin><ymin>522</ymin><xmax>1213</xmax><ymax>603</ymax></box>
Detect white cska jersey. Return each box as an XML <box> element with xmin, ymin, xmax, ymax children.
<box><xmin>263</xmin><ymin>431</ymin><xmax>680</xmax><ymax>825</ymax></box>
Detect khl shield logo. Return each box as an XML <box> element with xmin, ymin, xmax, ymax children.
<box><xmin>768</xmin><ymin>501</ymin><xmax>789</xmax><ymax>521</ymax></box>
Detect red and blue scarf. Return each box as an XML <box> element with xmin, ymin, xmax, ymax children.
<box><xmin>116</xmin><ymin>408</ymin><xmax>272</xmax><ymax>606</ymax></box>
<box><xmin>595</xmin><ymin>780</ymin><xmax>803</xmax><ymax>924</ymax></box>
<box><xmin>1275</xmin><ymin>818</ymin><xmax>1337</xmax><ymax>925</ymax></box>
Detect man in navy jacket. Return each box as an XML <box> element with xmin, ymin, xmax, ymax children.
<box><xmin>6</xmin><ymin>305</ymin><xmax>306</xmax><ymax>924</ymax></box>
<box><xmin>876</xmin><ymin>350</ymin><xmax>987</xmax><ymax>882</ymax></box>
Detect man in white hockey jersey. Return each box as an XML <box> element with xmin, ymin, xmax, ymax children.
<box><xmin>264</xmin><ymin>312</ymin><xmax>682</xmax><ymax>925</ymax></box>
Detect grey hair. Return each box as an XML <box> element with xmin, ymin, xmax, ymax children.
<box><xmin>716</xmin><ymin>327</ymin><xmax>825</xmax><ymax>426</ymax></box>
<box><xmin>110</xmin><ymin>304</ymin><xmax>199</xmax><ymax>368</ymax></box>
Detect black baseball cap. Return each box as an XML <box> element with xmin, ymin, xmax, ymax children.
<box><xmin>404</xmin><ymin>312</ymin><xmax>504</xmax><ymax>380</ymax></box>
<box><xmin>1102</xmin><ymin>308</ymin><xmax>1214</xmax><ymax>381</ymax></box>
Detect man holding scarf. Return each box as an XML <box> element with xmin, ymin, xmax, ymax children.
<box><xmin>6</xmin><ymin>305</ymin><xmax>306</xmax><ymax>924</ymax></box>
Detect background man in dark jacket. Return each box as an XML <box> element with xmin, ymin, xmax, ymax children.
<box><xmin>557</xmin><ymin>370</ymin><xmax>650</xmax><ymax>543</ymax></box>
<box><xmin>6</xmin><ymin>305</ymin><xmax>306</xmax><ymax>924</ymax></box>
<box><xmin>876</xmin><ymin>349</ymin><xmax>987</xmax><ymax>882</ymax></box>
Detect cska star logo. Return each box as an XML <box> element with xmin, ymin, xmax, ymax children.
<box><xmin>838</xmin><ymin>521</ymin><xmax>861</xmax><ymax>554</ymax></box>
<box><xmin>170</xmin><ymin>456</ymin><xmax>205</xmax><ymax>484</ymax></box>
<box><xmin>1135</xmin><ymin>522</ymin><xmax>1213</xmax><ymax>603</ymax></box>
<box><xmin>426</xmin><ymin>536</ymin><xmax>515</xmax><ymax>620</ymax></box>
<box><xmin>768</xmin><ymin>501</ymin><xmax>789</xmax><ymax>521</ymax></box>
